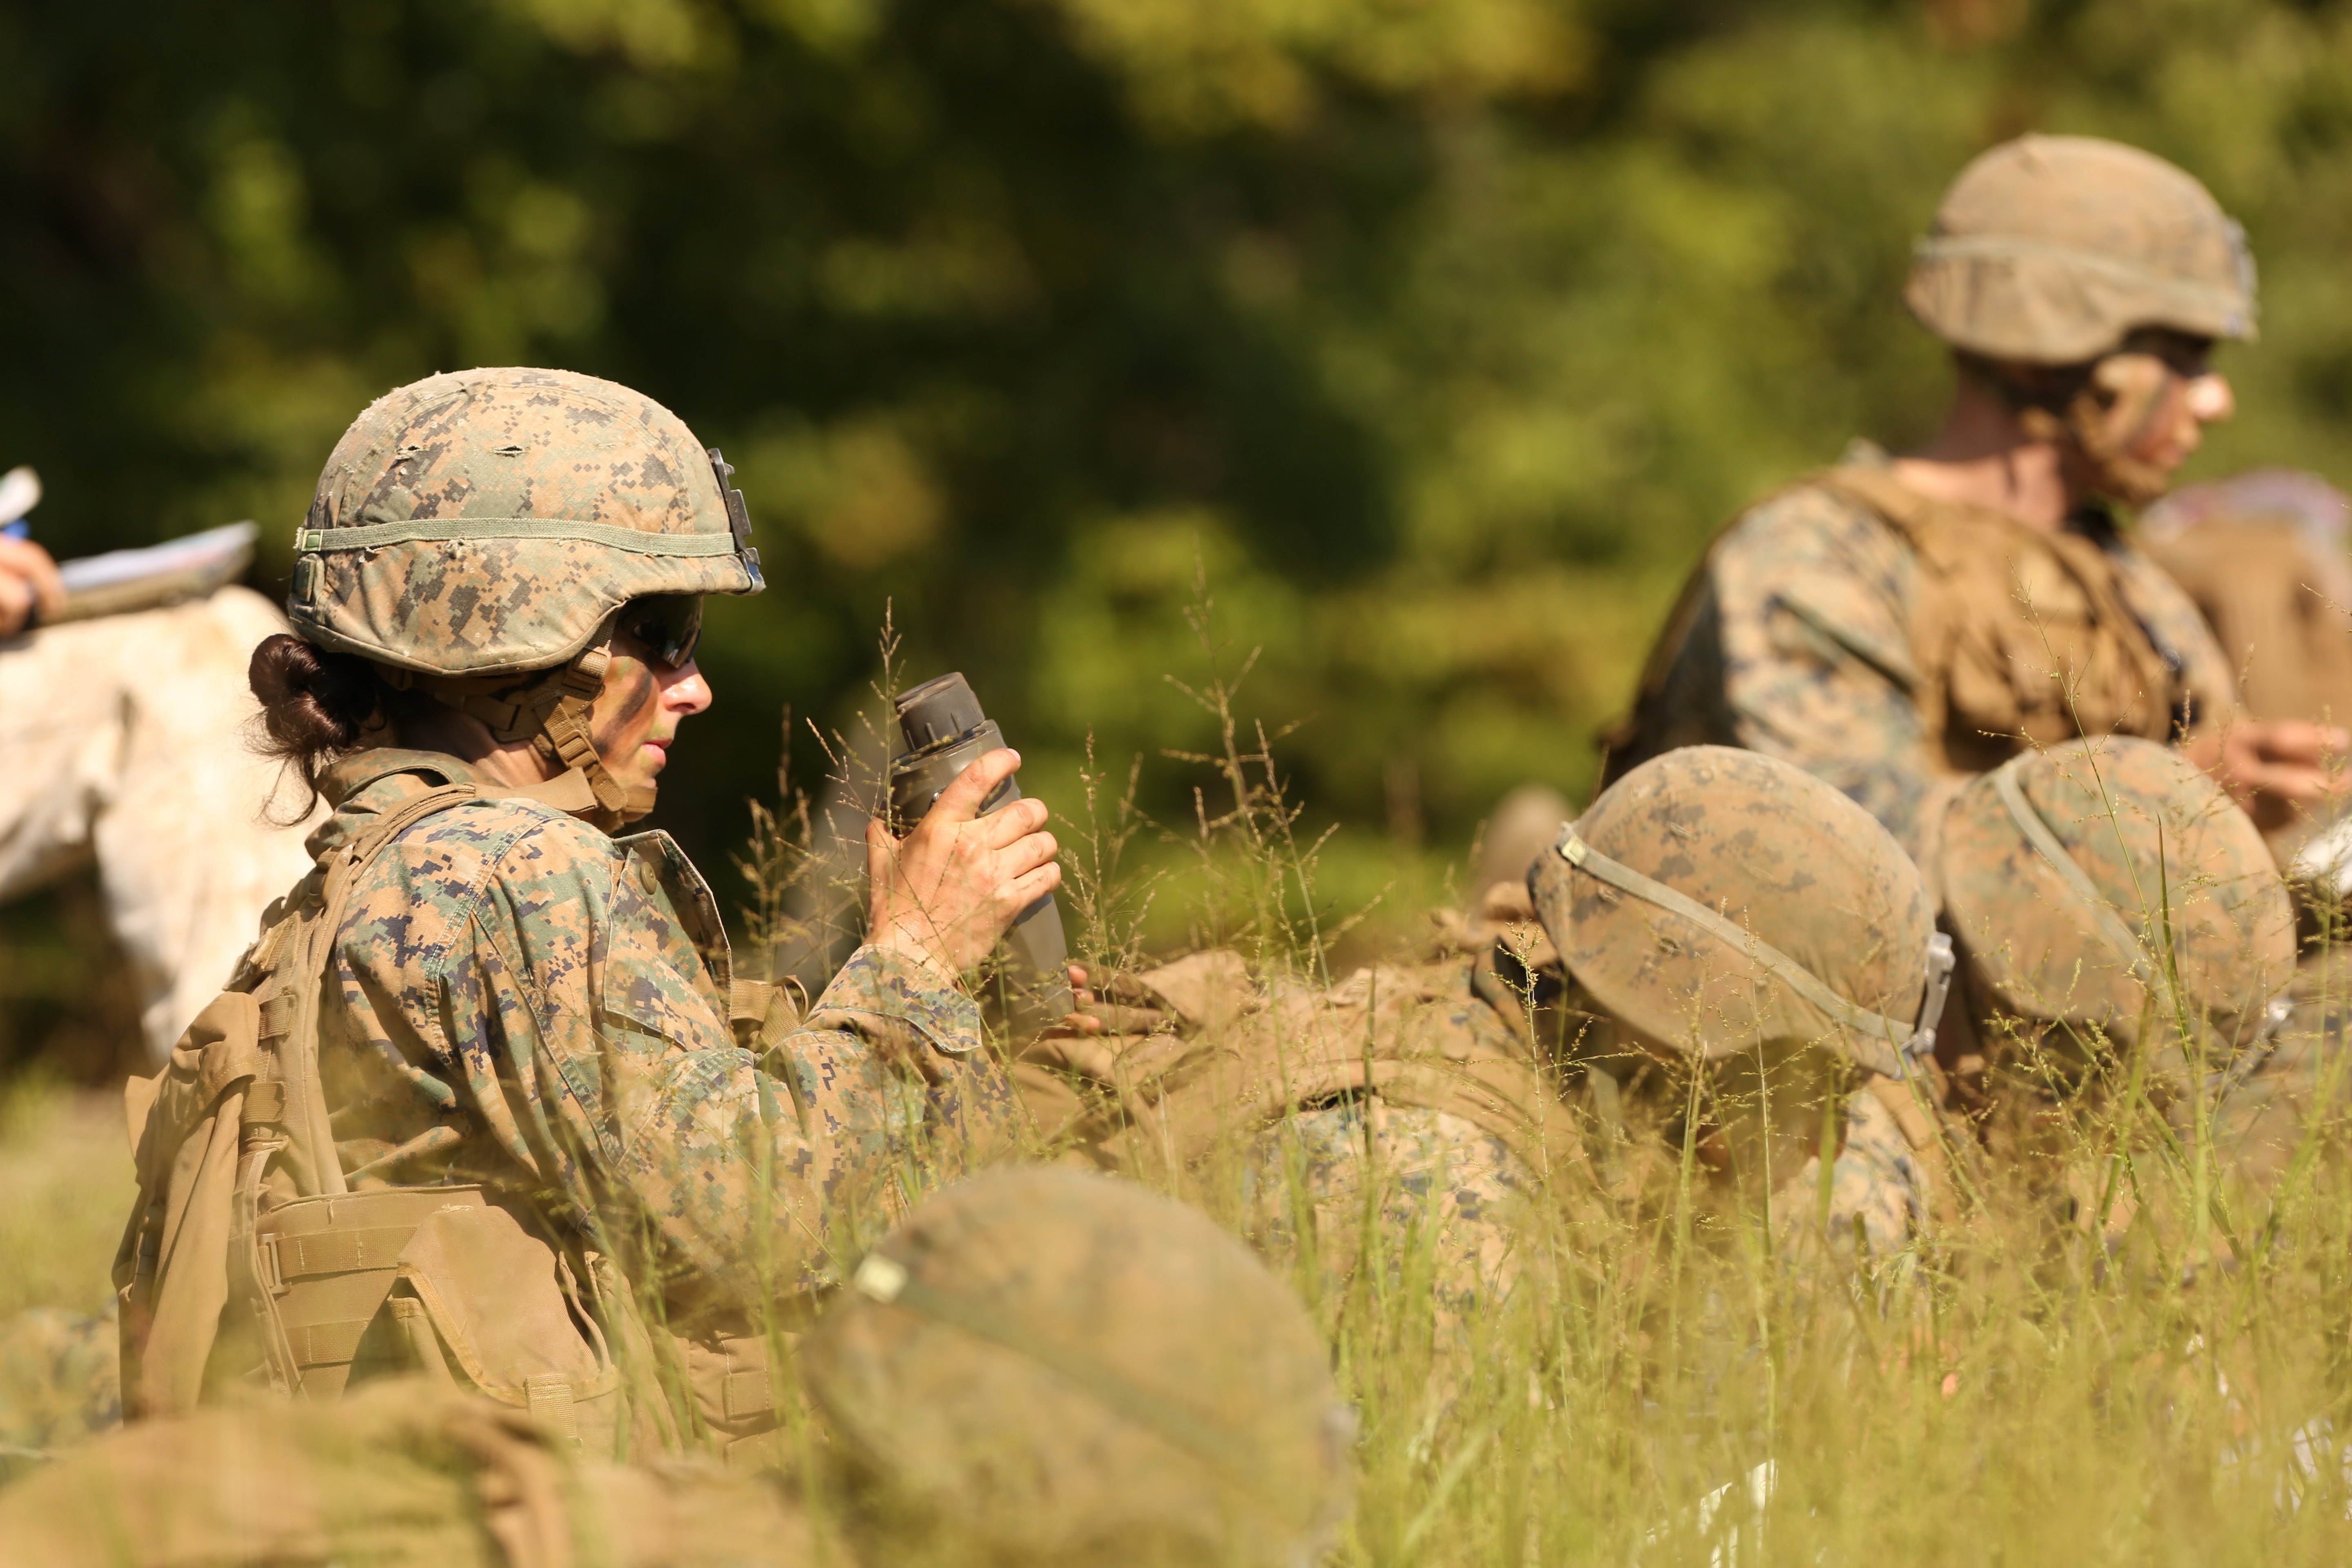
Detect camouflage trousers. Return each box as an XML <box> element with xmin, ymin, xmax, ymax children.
<box><xmin>0</xmin><ymin>587</ymin><xmax>316</xmax><ymax>1062</ymax></box>
<box><xmin>1238</xmin><ymin>1101</ymin><xmax>1529</xmax><ymax>1341</ymax></box>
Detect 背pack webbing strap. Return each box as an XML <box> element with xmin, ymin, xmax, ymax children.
<box><xmin>279</xmin><ymin>782</ymin><xmax>484</xmax><ymax>1196</ymax></box>
<box><xmin>1555</xmin><ymin>826</ymin><xmax>1952</xmax><ymax>1080</ymax></box>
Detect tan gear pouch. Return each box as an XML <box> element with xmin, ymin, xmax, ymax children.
<box><xmin>116</xmin><ymin>993</ymin><xmax>264</xmax><ymax>1419</ymax></box>
<box><xmin>1817</xmin><ymin>467</ymin><xmax>2180</xmax><ymax>765</ymax></box>
<box><xmin>389</xmin><ymin>1205</ymin><xmax>621</xmax><ymax>1445</ymax></box>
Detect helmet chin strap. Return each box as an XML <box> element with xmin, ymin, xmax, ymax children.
<box><xmin>528</xmin><ymin>644</ymin><xmax>656</xmax><ymax>830</ymax></box>
<box><xmin>390</xmin><ymin>631</ymin><xmax>655</xmax><ymax>832</ymax></box>
<box><xmin>1999</xmin><ymin>351</ymin><xmax>2180</xmax><ymax>509</ymax></box>
<box><xmin>2017</xmin><ymin>394</ymin><xmax>2174</xmax><ymax>510</ymax></box>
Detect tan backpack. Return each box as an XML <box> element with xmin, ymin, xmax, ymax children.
<box><xmin>114</xmin><ymin>768</ymin><xmax>795</xmax><ymax>1461</ymax></box>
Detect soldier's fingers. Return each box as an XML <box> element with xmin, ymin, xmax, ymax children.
<box><xmin>0</xmin><ymin>574</ymin><xmax>30</xmax><ymax>638</ymax></box>
<box><xmin>977</xmin><ymin>794</ymin><xmax>1049</xmax><ymax>849</ymax></box>
<box><xmin>2281</xmin><ymin>722</ymin><xmax>2352</xmax><ymax>761</ymax></box>
<box><xmin>0</xmin><ymin>537</ymin><xmax>63</xmax><ymax>623</ymax></box>
<box><xmin>864</xmin><ymin>811</ymin><xmax>904</xmax><ymax>879</ymax></box>
<box><xmin>2251</xmin><ymin>722</ymin><xmax>2335</xmax><ymax>765</ymax></box>
<box><xmin>2240</xmin><ymin>760</ymin><xmax>2331</xmax><ymax>804</ymax></box>
<box><xmin>2271</xmin><ymin>767</ymin><xmax>2340</xmax><ymax>804</ymax></box>
<box><xmin>997</xmin><ymin>829</ymin><xmax>1058</xmax><ymax>880</ymax></box>
<box><xmin>928</xmin><ymin>748</ymin><xmax>1021</xmax><ymax>825</ymax></box>
<box><xmin>1001</xmin><ymin>861</ymin><xmax>1062</xmax><ymax>910</ymax></box>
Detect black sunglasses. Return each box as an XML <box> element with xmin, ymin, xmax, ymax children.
<box><xmin>617</xmin><ymin>595</ymin><xmax>704</xmax><ymax>670</ymax></box>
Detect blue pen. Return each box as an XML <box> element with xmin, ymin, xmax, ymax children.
<box><xmin>0</xmin><ymin>519</ymin><xmax>26</xmax><ymax>540</ymax></box>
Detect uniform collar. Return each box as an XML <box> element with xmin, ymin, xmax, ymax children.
<box><xmin>318</xmin><ymin>748</ymin><xmax>484</xmax><ymax>808</ymax></box>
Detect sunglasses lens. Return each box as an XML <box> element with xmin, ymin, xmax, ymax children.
<box><xmin>621</xmin><ymin>595</ymin><xmax>703</xmax><ymax>669</ymax></box>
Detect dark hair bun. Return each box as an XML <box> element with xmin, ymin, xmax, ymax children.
<box><xmin>249</xmin><ymin>634</ymin><xmax>385</xmax><ymax>811</ymax></box>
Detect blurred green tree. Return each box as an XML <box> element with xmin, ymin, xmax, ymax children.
<box><xmin>4</xmin><ymin>0</ymin><xmax>2352</xmax><ymax>889</ymax></box>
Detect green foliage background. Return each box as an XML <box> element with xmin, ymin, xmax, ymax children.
<box><xmin>7</xmin><ymin>0</ymin><xmax>2352</xmax><ymax>882</ymax></box>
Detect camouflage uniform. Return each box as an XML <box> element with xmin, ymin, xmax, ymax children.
<box><xmin>305</xmin><ymin>745</ymin><xmax>1018</xmax><ymax>1303</ymax></box>
<box><xmin>1018</xmin><ymin>952</ymin><xmax>1566</xmax><ymax>1339</ymax></box>
<box><xmin>2194</xmin><ymin>950</ymin><xmax>2348</xmax><ymax>1209</ymax></box>
<box><xmin>1605</xmin><ymin>135</ymin><xmax>2258</xmax><ymax>856</ymax></box>
<box><xmin>0</xmin><ymin>586</ymin><xmax>317</xmax><ymax>1061</ymax></box>
<box><xmin>1232</xmin><ymin>966</ymin><xmax>1544</xmax><ymax>1332</ymax></box>
<box><xmin>1244</xmin><ymin>1103</ymin><xmax>1524</xmax><ymax>1328</ymax></box>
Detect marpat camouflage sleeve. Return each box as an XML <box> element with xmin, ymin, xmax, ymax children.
<box><xmin>1705</xmin><ymin>483</ymin><xmax>1946</xmax><ymax>855</ymax></box>
<box><xmin>322</xmin><ymin>777</ymin><xmax>1017</xmax><ymax>1302</ymax></box>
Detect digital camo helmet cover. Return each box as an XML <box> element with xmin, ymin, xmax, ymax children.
<box><xmin>1529</xmin><ymin>746</ymin><xmax>1942</xmax><ymax>1075</ymax></box>
<box><xmin>288</xmin><ymin>367</ymin><xmax>762</xmax><ymax>677</ymax></box>
<box><xmin>1937</xmin><ymin>737</ymin><xmax>2293</xmax><ymax>1053</ymax></box>
<box><xmin>1906</xmin><ymin>134</ymin><xmax>2256</xmax><ymax>364</ymax></box>
<box><xmin>804</xmin><ymin>1167</ymin><xmax>1354</xmax><ymax>1568</ymax></box>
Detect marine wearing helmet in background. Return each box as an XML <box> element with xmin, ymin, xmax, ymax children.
<box><xmin>115</xmin><ymin>368</ymin><xmax>1063</xmax><ymax>1464</ymax></box>
<box><xmin>1602</xmin><ymin>134</ymin><xmax>2342</xmax><ymax>857</ymax></box>
<box><xmin>8</xmin><ymin>1171</ymin><xmax>1356</xmax><ymax>1568</ymax></box>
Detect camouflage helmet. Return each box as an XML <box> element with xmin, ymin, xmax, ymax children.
<box><xmin>804</xmin><ymin>1167</ymin><xmax>1354</xmax><ymax>1568</ymax></box>
<box><xmin>1906</xmin><ymin>134</ymin><xmax>2256</xmax><ymax>364</ymax></box>
<box><xmin>290</xmin><ymin>366</ymin><xmax>760</xmax><ymax>675</ymax></box>
<box><xmin>288</xmin><ymin>368</ymin><xmax>763</xmax><ymax>824</ymax></box>
<box><xmin>1936</xmin><ymin>737</ymin><xmax>2294</xmax><ymax>1054</ymax></box>
<box><xmin>1528</xmin><ymin>746</ymin><xmax>1950</xmax><ymax>1079</ymax></box>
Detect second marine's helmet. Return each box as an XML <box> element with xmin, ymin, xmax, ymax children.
<box><xmin>1936</xmin><ymin>737</ymin><xmax>2294</xmax><ymax>1055</ymax></box>
<box><xmin>1528</xmin><ymin>746</ymin><xmax>1950</xmax><ymax>1079</ymax></box>
<box><xmin>289</xmin><ymin>367</ymin><xmax>764</xmax><ymax>823</ymax></box>
<box><xmin>1905</xmin><ymin>133</ymin><xmax>2256</xmax><ymax>365</ymax></box>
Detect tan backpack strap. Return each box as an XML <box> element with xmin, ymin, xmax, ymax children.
<box><xmin>1088</xmin><ymin>978</ymin><xmax>1600</xmax><ymax>1196</ymax></box>
<box><xmin>1810</xmin><ymin>463</ymin><xmax>1946</xmax><ymax>537</ymax></box>
<box><xmin>278</xmin><ymin>782</ymin><xmax>483</xmax><ymax>1196</ymax></box>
